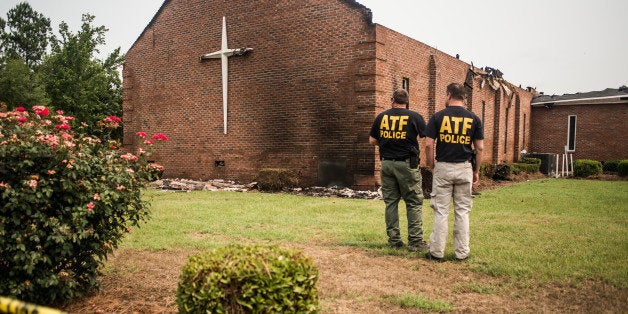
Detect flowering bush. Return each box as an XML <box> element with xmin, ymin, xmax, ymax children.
<box><xmin>0</xmin><ymin>106</ymin><xmax>166</xmax><ymax>304</ymax></box>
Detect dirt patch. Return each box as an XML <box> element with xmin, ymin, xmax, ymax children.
<box><xmin>62</xmin><ymin>245</ymin><xmax>626</xmax><ymax>313</ymax></box>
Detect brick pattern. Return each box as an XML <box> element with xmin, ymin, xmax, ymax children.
<box><xmin>123</xmin><ymin>0</ymin><xmax>533</xmax><ymax>190</ymax></box>
<box><xmin>530</xmin><ymin>104</ymin><xmax>628</xmax><ymax>161</ymax></box>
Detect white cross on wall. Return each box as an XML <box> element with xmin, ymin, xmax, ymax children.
<box><xmin>201</xmin><ymin>16</ymin><xmax>253</xmax><ymax>134</ymax></box>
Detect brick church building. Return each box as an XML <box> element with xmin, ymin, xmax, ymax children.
<box><xmin>122</xmin><ymin>0</ymin><xmax>533</xmax><ymax>189</ymax></box>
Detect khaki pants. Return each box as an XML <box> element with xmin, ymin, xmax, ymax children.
<box><xmin>429</xmin><ymin>161</ymin><xmax>473</xmax><ymax>259</ymax></box>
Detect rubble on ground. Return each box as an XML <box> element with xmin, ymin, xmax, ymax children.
<box><xmin>149</xmin><ymin>179</ymin><xmax>382</xmax><ymax>200</ymax></box>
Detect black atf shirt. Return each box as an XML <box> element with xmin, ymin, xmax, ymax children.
<box><xmin>425</xmin><ymin>106</ymin><xmax>484</xmax><ymax>162</ymax></box>
<box><xmin>370</xmin><ymin>108</ymin><xmax>426</xmax><ymax>160</ymax></box>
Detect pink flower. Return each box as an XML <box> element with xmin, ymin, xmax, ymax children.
<box><xmin>32</xmin><ymin>106</ymin><xmax>50</xmax><ymax>116</ymax></box>
<box><xmin>56</xmin><ymin>110</ymin><xmax>64</xmax><ymax>115</ymax></box>
<box><xmin>103</xmin><ymin>115</ymin><xmax>122</xmax><ymax>123</ymax></box>
<box><xmin>143</xmin><ymin>139</ymin><xmax>154</xmax><ymax>145</ymax></box>
<box><xmin>16</xmin><ymin>107</ymin><xmax>26</xmax><ymax>112</ymax></box>
<box><xmin>87</xmin><ymin>202</ymin><xmax>95</xmax><ymax>211</ymax></box>
<box><xmin>151</xmin><ymin>133</ymin><xmax>169</xmax><ymax>141</ymax></box>
<box><xmin>0</xmin><ymin>182</ymin><xmax>9</xmax><ymax>188</ymax></box>
<box><xmin>136</xmin><ymin>132</ymin><xmax>147</xmax><ymax>138</ymax></box>
<box><xmin>120</xmin><ymin>152</ymin><xmax>138</xmax><ymax>161</ymax></box>
<box><xmin>47</xmin><ymin>170</ymin><xmax>56</xmax><ymax>175</ymax></box>
<box><xmin>150</xmin><ymin>163</ymin><xmax>164</xmax><ymax>171</ymax></box>
<box><xmin>29</xmin><ymin>180</ymin><xmax>38</xmax><ymax>188</ymax></box>
<box><xmin>93</xmin><ymin>193</ymin><xmax>101</xmax><ymax>201</ymax></box>
<box><xmin>55</xmin><ymin>124</ymin><xmax>71</xmax><ymax>130</ymax></box>
<box><xmin>116</xmin><ymin>185</ymin><xmax>126</xmax><ymax>190</ymax></box>
<box><xmin>17</xmin><ymin>117</ymin><xmax>27</xmax><ymax>124</ymax></box>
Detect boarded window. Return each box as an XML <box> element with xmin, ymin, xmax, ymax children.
<box><xmin>567</xmin><ymin>115</ymin><xmax>577</xmax><ymax>152</ymax></box>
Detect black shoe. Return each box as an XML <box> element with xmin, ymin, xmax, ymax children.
<box><xmin>388</xmin><ymin>241</ymin><xmax>404</xmax><ymax>249</ymax></box>
<box><xmin>425</xmin><ymin>252</ymin><xmax>444</xmax><ymax>262</ymax></box>
<box><xmin>455</xmin><ymin>256</ymin><xmax>469</xmax><ymax>261</ymax></box>
<box><xmin>408</xmin><ymin>241</ymin><xmax>429</xmax><ymax>252</ymax></box>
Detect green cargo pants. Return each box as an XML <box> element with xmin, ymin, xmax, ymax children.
<box><xmin>380</xmin><ymin>159</ymin><xmax>424</xmax><ymax>246</ymax></box>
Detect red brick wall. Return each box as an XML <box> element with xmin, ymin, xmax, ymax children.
<box><xmin>124</xmin><ymin>0</ymin><xmax>376</xmax><ymax>187</ymax></box>
<box><xmin>123</xmin><ymin>0</ymin><xmax>533</xmax><ymax>190</ymax></box>
<box><xmin>530</xmin><ymin>104</ymin><xmax>628</xmax><ymax>161</ymax></box>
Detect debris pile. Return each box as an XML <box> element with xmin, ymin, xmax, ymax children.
<box><xmin>149</xmin><ymin>179</ymin><xmax>382</xmax><ymax>200</ymax></box>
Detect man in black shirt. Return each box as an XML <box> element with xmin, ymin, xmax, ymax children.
<box><xmin>424</xmin><ymin>83</ymin><xmax>484</xmax><ymax>262</ymax></box>
<box><xmin>369</xmin><ymin>89</ymin><xmax>428</xmax><ymax>252</ymax></box>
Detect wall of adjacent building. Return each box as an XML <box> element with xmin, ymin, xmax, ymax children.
<box><xmin>530</xmin><ymin>103</ymin><xmax>628</xmax><ymax>161</ymax></box>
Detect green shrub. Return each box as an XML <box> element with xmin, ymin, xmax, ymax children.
<box><xmin>0</xmin><ymin>106</ymin><xmax>166</xmax><ymax>304</ymax></box>
<box><xmin>602</xmin><ymin>160</ymin><xmax>621</xmax><ymax>173</ymax></box>
<box><xmin>511</xmin><ymin>163</ymin><xmax>540</xmax><ymax>175</ymax></box>
<box><xmin>618</xmin><ymin>160</ymin><xmax>628</xmax><ymax>177</ymax></box>
<box><xmin>573</xmin><ymin>159</ymin><xmax>602</xmax><ymax>177</ymax></box>
<box><xmin>257</xmin><ymin>168</ymin><xmax>299</xmax><ymax>192</ymax></box>
<box><xmin>518</xmin><ymin>157</ymin><xmax>541</xmax><ymax>165</ymax></box>
<box><xmin>177</xmin><ymin>244</ymin><xmax>319</xmax><ymax>313</ymax></box>
<box><xmin>479</xmin><ymin>163</ymin><xmax>495</xmax><ymax>178</ymax></box>
<box><xmin>492</xmin><ymin>163</ymin><xmax>512</xmax><ymax>180</ymax></box>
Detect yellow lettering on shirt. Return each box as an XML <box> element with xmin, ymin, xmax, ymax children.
<box><xmin>439</xmin><ymin>116</ymin><xmax>452</xmax><ymax>133</ymax></box>
<box><xmin>378</xmin><ymin>115</ymin><xmax>410</xmax><ymax>140</ymax></box>
<box><xmin>389</xmin><ymin>116</ymin><xmax>400</xmax><ymax>130</ymax></box>
<box><xmin>398</xmin><ymin>116</ymin><xmax>408</xmax><ymax>131</ymax></box>
<box><xmin>379</xmin><ymin>115</ymin><xmax>390</xmax><ymax>130</ymax></box>
<box><xmin>438</xmin><ymin>115</ymin><xmax>474</xmax><ymax>144</ymax></box>
<box><xmin>451</xmin><ymin>116</ymin><xmax>462</xmax><ymax>134</ymax></box>
<box><xmin>462</xmin><ymin>117</ymin><xmax>473</xmax><ymax>135</ymax></box>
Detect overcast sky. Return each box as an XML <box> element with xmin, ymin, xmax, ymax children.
<box><xmin>1</xmin><ymin>0</ymin><xmax>626</xmax><ymax>95</ymax></box>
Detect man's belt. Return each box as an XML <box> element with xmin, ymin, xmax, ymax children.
<box><xmin>381</xmin><ymin>157</ymin><xmax>409</xmax><ymax>161</ymax></box>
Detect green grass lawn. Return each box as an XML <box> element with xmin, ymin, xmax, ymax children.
<box><xmin>122</xmin><ymin>178</ymin><xmax>628</xmax><ymax>288</ymax></box>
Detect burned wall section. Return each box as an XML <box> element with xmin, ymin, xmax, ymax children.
<box><xmin>124</xmin><ymin>0</ymin><xmax>377</xmax><ymax>187</ymax></box>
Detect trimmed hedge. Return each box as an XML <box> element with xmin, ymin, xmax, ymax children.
<box><xmin>511</xmin><ymin>162</ymin><xmax>540</xmax><ymax>175</ymax></box>
<box><xmin>618</xmin><ymin>160</ymin><xmax>628</xmax><ymax>177</ymax></box>
<box><xmin>573</xmin><ymin>159</ymin><xmax>603</xmax><ymax>177</ymax></box>
<box><xmin>257</xmin><ymin>168</ymin><xmax>299</xmax><ymax>192</ymax></box>
<box><xmin>177</xmin><ymin>244</ymin><xmax>319</xmax><ymax>313</ymax></box>
<box><xmin>602</xmin><ymin>160</ymin><xmax>622</xmax><ymax>173</ymax></box>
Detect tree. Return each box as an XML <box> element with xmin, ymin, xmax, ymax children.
<box><xmin>0</xmin><ymin>58</ymin><xmax>49</xmax><ymax>108</ymax></box>
<box><xmin>40</xmin><ymin>14</ymin><xmax>124</xmax><ymax>138</ymax></box>
<box><xmin>0</xmin><ymin>2</ymin><xmax>52</xmax><ymax>69</ymax></box>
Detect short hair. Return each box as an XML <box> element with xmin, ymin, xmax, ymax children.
<box><xmin>446</xmin><ymin>83</ymin><xmax>466</xmax><ymax>100</ymax></box>
<box><xmin>392</xmin><ymin>89</ymin><xmax>409</xmax><ymax>105</ymax></box>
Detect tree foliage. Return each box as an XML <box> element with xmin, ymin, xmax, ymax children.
<box><xmin>0</xmin><ymin>58</ymin><xmax>49</xmax><ymax>108</ymax></box>
<box><xmin>40</xmin><ymin>14</ymin><xmax>124</xmax><ymax>138</ymax></box>
<box><xmin>0</xmin><ymin>2</ymin><xmax>52</xmax><ymax>69</ymax></box>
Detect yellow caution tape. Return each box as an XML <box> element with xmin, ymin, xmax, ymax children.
<box><xmin>0</xmin><ymin>297</ymin><xmax>67</xmax><ymax>314</ymax></box>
